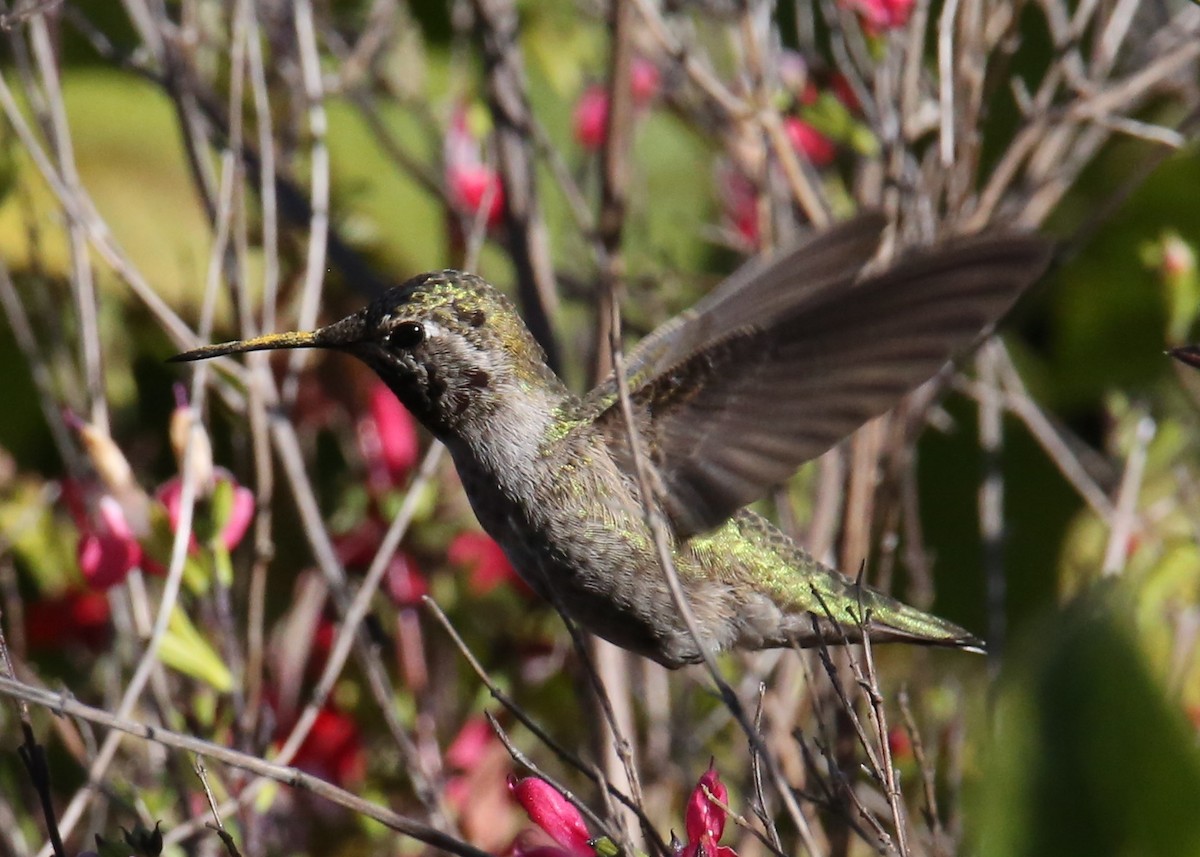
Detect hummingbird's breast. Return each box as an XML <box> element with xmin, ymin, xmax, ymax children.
<box><xmin>445</xmin><ymin>407</ymin><xmax>740</xmax><ymax>667</ymax></box>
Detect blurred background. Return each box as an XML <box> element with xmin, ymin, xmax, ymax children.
<box><xmin>0</xmin><ymin>1</ymin><xmax>1198</xmax><ymax>856</ymax></box>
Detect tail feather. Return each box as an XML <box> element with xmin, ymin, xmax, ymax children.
<box><xmin>784</xmin><ymin>586</ymin><xmax>985</xmax><ymax>653</ymax></box>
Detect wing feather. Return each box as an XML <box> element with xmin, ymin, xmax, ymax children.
<box><xmin>596</xmin><ymin>222</ymin><xmax>1053</xmax><ymax>537</ymax></box>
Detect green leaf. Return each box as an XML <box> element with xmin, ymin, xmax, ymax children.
<box><xmin>591</xmin><ymin>836</ymin><xmax>622</xmax><ymax>857</ymax></box>
<box><xmin>207</xmin><ymin>477</ymin><xmax>235</xmax><ymax>548</ymax></box>
<box><xmin>158</xmin><ymin>606</ymin><xmax>233</xmax><ymax>692</ymax></box>
<box><xmin>976</xmin><ymin>585</ymin><xmax>1200</xmax><ymax>857</ymax></box>
<box><xmin>1</xmin><ymin>482</ymin><xmax>76</xmax><ymax>591</ymax></box>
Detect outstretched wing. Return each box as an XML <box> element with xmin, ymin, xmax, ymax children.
<box><xmin>592</xmin><ymin>221</ymin><xmax>1052</xmax><ymax>538</ymax></box>
<box><xmin>604</xmin><ymin>213</ymin><xmax>889</xmax><ymax>397</ymax></box>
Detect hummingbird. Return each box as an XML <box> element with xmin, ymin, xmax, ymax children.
<box><xmin>172</xmin><ymin>213</ymin><xmax>1051</xmax><ymax>668</ymax></box>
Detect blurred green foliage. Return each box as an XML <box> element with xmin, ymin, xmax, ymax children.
<box><xmin>977</xmin><ymin>589</ymin><xmax>1200</xmax><ymax>857</ymax></box>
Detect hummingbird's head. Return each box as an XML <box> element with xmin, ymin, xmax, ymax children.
<box><xmin>171</xmin><ymin>271</ymin><xmax>563</xmax><ymax>437</ymax></box>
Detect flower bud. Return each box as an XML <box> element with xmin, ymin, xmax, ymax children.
<box><xmin>685</xmin><ymin>764</ymin><xmax>729</xmax><ymax>846</ymax></box>
<box><xmin>67</xmin><ymin>410</ymin><xmax>134</xmax><ymax>495</ymax></box>
<box><xmin>169</xmin><ymin>384</ymin><xmax>214</xmax><ymax>494</ymax></box>
<box><xmin>630</xmin><ymin>58</ymin><xmax>661</xmax><ymax>107</ymax></box>
<box><xmin>573</xmin><ymin>85</ymin><xmax>609</xmax><ymax>151</ymax></box>
<box><xmin>783</xmin><ymin>117</ymin><xmax>836</xmax><ymax>167</ymax></box>
<box><xmin>508</xmin><ymin>776</ymin><xmax>593</xmax><ymax>857</ymax></box>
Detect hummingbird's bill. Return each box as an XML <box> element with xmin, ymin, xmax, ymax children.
<box><xmin>169</xmin><ymin>330</ymin><xmax>325</xmax><ymax>362</ymax></box>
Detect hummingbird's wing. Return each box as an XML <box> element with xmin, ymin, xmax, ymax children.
<box><xmin>613</xmin><ymin>213</ymin><xmax>889</xmax><ymax>392</ymax></box>
<box><xmin>588</xmin><ymin>219</ymin><xmax>1052</xmax><ymax>538</ymax></box>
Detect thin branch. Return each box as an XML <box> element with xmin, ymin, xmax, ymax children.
<box><xmin>0</xmin><ymin>676</ymin><xmax>491</xmax><ymax>857</ymax></box>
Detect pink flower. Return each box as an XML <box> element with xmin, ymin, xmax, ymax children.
<box><xmin>444</xmin><ymin>716</ymin><xmax>507</xmax><ymax>815</ymax></box>
<box><xmin>157</xmin><ymin>468</ymin><xmax>254</xmax><ymax>552</ymax></box>
<box><xmin>508</xmin><ymin>776</ymin><xmax>592</xmax><ymax>857</ymax></box>
<box><xmin>446</xmin><ymin>716</ymin><xmax>497</xmax><ymax>772</ymax></box>
<box><xmin>77</xmin><ymin>494</ymin><xmax>142</xmax><ymax>590</ymax></box>
<box><xmin>448</xmin><ymin>164</ymin><xmax>505</xmax><ymax>229</ymax></box>
<box><xmin>370</xmin><ymin>384</ymin><xmax>418</xmax><ymax>477</ymax></box>
<box><xmin>385</xmin><ymin>553</ymin><xmax>428</xmax><ymax>608</ymax></box>
<box><xmin>784</xmin><ymin>117</ymin><xmax>836</xmax><ymax>167</ymax></box>
<box><xmin>445</xmin><ymin>105</ymin><xmax>505</xmax><ymax>229</ymax></box>
<box><xmin>448</xmin><ymin>531</ymin><xmax>527</xmax><ymax>596</ymax></box>
<box><xmin>630</xmin><ymin>57</ymin><xmax>661</xmax><ymax>107</ymax></box>
<box><xmin>844</xmin><ymin>0</ymin><xmax>914</xmax><ymax>31</ymax></box>
<box><xmin>573</xmin><ymin>85</ymin><xmax>609</xmax><ymax>151</ymax></box>
<box><xmin>680</xmin><ymin>765</ymin><xmax>738</xmax><ymax>857</ymax></box>
<box><xmin>574</xmin><ymin>62</ymin><xmax>659</xmax><ymax>152</ymax></box>
<box><xmin>358</xmin><ymin>382</ymin><xmax>419</xmax><ymax>491</ymax></box>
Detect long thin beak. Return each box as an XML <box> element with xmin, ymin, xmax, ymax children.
<box><xmin>1171</xmin><ymin>345</ymin><xmax>1200</xmax><ymax>370</ymax></box>
<box><xmin>169</xmin><ymin>329</ymin><xmax>323</xmax><ymax>363</ymax></box>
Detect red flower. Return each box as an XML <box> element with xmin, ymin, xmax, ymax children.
<box><xmin>448</xmin><ymin>164</ymin><xmax>505</xmax><ymax>229</ymax></box>
<box><xmin>333</xmin><ymin>517</ymin><xmax>387</xmax><ymax>569</ymax></box>
<box><xmin>77</xmin><ymin>494</ymin><xmax>142</xmax><ymax>589</ymax></box>
<box><xmin>358</xmin><ymin>382</ymin><xmax>419</xmax><ymax>490</ymax></box>
<box><xmin>509</xmin><ymin>776</ymin><xmax>593</xmax><ymax>857</ymax></box>
<box><xmin>25</xmin><ymin>589</ymin><xmax>112</xmax><ymax>651</ymax></box>
<box><xmin>306</xmin><ymin>616</ymin><xmax>337</xmax><ymax>678</ymax></box>
<box><xmin>784</xmin><ymin>117</ymin><xmax>836</xmax><ymax>167</ymax></box>
<box><xmin>844</xmin><ymin>0</ymin><xmax>914</xmax><ymax>31</ymax></box>
<box><xmin>887</xmin><ymin>727</ymin><xmax>913</xmax><ymax>761</ymax></box>
<box><xmin>830</xmin><ymin>73</ymin><xmax>862</xmax><ymax>113</ymax></box>
<box><xmin>286</xmin><ymin>707</ymin><xmax>366</xmax><ymax>787</ymax></box>
<box><xmin>448</xmin><ymin>531</ymin><xmax>527</xmax><ymax>596</ymax></box>
<box><xmin>573</xmin><ymin>85</ymin><xmax>609</xmax><ymax>151</ymax></box>
<box><xmin>680</xmin><ymin>765</ymin><xmax>738</xmax><ymax>857</ymax></box>
<box><xmin>385</xmin><ymin>553</ymin><xmax>428</xmax><ymax>608</ymax></box>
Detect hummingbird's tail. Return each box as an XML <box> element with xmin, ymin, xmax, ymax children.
<box><xmin>789</xmin><ymin>589</ymin><xmax>987</xmax><ymax>653</ymax></box>
<box><xmin>723</xmin><ymin>510</ymin><xmax>986</xmax><ymax>654</ymax></box>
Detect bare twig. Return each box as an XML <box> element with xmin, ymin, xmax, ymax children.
<box><xmin>0</xmin><ymin>676</ymin><xmax>491</xmax><ymax>857</ymax></box>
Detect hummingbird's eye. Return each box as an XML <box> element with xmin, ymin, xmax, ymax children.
<box><xmin>387</xmin><ymin>321</ymin><xmax>425</xmax><ymax>349</ymax></box>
